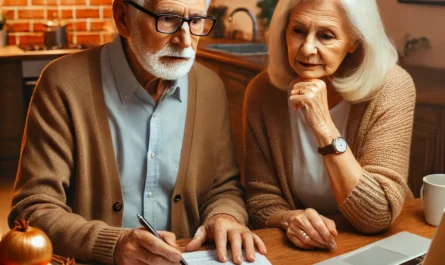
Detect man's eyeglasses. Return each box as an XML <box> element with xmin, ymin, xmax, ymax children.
<box><xmin>123</xmin><ymin>0</ymin><xmax>216</xmax><ymax>36</ymax></box>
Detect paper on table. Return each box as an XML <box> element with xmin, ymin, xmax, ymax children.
<box><xmin>182</xmin><ymin>250</ymin><xmax>272</xmax><ymax>265</ymax></box>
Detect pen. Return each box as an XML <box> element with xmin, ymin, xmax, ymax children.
<box><xmin>137</xmin><ymin>214</ymin><xmax>188</xmax><ymax>265</ymax></box>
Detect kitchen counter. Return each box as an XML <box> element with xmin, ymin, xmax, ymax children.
<box><xmin>197</xmin><ymin>38</ymin><xmax>267</xmax><ymax>73</ymax></box>
<box><xmin>0</xmin><ymin>37</ymin><xmax>266</xmax><ymax>69</ymax></box>
<box><xmin>0</xmin><ymin>38</ymin><xmax>266</xmax><ymax>70</ymax></box>
<box><xmin>0</xmin><ymin>45</ymin><xmax>82</xmax><ymax>61</ymax></box>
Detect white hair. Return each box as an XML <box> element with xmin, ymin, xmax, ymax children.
<box><xmin>132</xmin><ymin>0</ymin><xmax>211</xmax><ymax>6</ymax></box>
<box><xmin>130</xmin><ymin>0</ymin><xmax>212</xmax><ymax>18</ymax></box>
<box><xmin>267</xmin><ymin>0</ymin><xmax>398</xmax><ymax>103</ymax></box>
<box><xmin>127</xmin><ymin>0</ymin><xmax>212</xmax><ymax>24</ymax></box>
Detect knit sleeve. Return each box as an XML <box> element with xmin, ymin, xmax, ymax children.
<box><xmin>338</xmin><ymin>67</ymin><xmax>416</xmax><ymax>234</ymax></box>
<box><xmin>8</xmin><ymin>61</ymin><xmax>126</xmax><ymax>265</ymax></box>
<box><xmin>243</xmin><ymin>72</ymin><xmax>293</xmax><ymax>229</ymax></box>
<box><xmin>199</xmin><ymin>72</ymin><xmax>249</xmax><ymax>226</ymax></box>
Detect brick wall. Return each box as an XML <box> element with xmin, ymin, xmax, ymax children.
<box><xmin>1</xmin><ymin>0</ymin><xmax>117</xmax><ymax>46</ymax></box>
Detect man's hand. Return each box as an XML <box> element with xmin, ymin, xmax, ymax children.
<box><xmin>185</xmin><ymin>214</ymin><xmax>267</xmax><ymax>265</ymax></box>
<box><xmin>114</xmin><ymin>228</ymin><xmax>182</xmax><ymax>265</ymax></box>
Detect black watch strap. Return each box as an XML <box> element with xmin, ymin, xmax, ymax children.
<box><xmin>317</xmin><ymin>144</ymin><xmax>337</xmax><ymax>156</ymax></box>
<box><xmin>318</xmin><ymin>137</ymin><xmax>347</xmax><ymax>156</ymax></box>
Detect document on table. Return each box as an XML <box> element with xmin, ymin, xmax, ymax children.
<box><xmin>182</xmin><ymin>249</ymin><xmax>272</xmax><ymax>265</ymax></box>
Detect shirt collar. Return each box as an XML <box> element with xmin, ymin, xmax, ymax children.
<box><xmin>159</xmin><ymin>79</ymin><xmax>184</xmax><ymax>103</ymax></box>
<box><xmin>107</xmin><ymin>36</ymin><xmax>185</xmax><ymax>104</ymax></box>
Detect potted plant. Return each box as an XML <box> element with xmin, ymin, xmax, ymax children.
<box><xmin>256</xmin><ymin>0</ymin><xmax>277</xmax><ymax>41</ymax></box>
<box><xmin>208</xmin><ymin>4</ymin><xmax>228</xmax><ymax>38</ymax></box>
<box><xmin>0</xmin><ymin>10</ymin><xmax>8</xmax><ymax>47</ymax></box>
<box><xmin>398</xmin><ymin>34</ymin><xmax>431</xmax><ymax>67</ymax></box>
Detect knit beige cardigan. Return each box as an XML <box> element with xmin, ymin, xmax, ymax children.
<box><xmin>9</xmin><ymin>46</ymin><xmax>247</xmax><ymax>265</ymax></box>
<box><xmin>244</xmin><ymin>65</ymin><xmax>415</xmax><ymax>234</ymax></box>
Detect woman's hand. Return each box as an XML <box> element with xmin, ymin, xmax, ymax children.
<box><xmin>282</xmin><ymin>209</ymin><xmax>338</xmax><ymax>250</ymax></box>
<box><xmin>289</xmin><ymin>78</ymin><xmax>339</xmax><ymax>145</ymax></box>
<box><xmin>185</xmin><ymin>214</ymin><xmax>267</xmax><ymax>264</ymax></box>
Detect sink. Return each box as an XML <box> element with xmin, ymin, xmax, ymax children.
<box><xmin>205</xmin><ymin>43</ymin><xmax>268</xmax><ymax>56</ymax></box>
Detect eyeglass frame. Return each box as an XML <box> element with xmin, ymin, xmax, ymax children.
<box><xmin>122</xmin><ymin>0</ymin><xmax>216</xmax><ymax>36</ymax></box>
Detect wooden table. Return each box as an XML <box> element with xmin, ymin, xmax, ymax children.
<box><xmin>178</xmin><ymin>199</ymin><xmax>435</xmax><ymax>264</ymax></box>
<box><xmin>71</xmin><ymin>199</ymin><xmax>434</xmax><ymax>265</ymax></box>
<box><xmin>249</xmin><ymin>199</ymin><xmax>435</xmax><ymax>264</ymax></box>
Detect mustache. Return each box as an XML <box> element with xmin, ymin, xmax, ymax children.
<box><xmin>157</xmin><ymin>46</ymin><xmax>196</xmax><ymax>59</ymax></box>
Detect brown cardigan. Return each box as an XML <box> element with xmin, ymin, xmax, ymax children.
<box><xmin>244</xmin><ymin>65</ymin><xmax>415</xmax><ymax>234</ymax></box>
<box><xmin>9</xmin><ymin>46</ymin><xmax>247</xmax><ymax>265</ymax></box>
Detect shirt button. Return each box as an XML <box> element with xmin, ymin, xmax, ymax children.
<box><xmin>173</xmin><ymin>194</ymin><xmax>182</xmax><ymax>203</ymax></box>
<box><xmin>124</xmin><ymin>95</ymin><xmax>129</xmax><ymax>101</ymax></box>
<box><xmin>147</xmin><ymin>192</ymin><xmax>152</xmax><ymax>198</ymax></box>
<box><xmin>152</xmin><ymin>114</ymin><xmax>156</xmax><ymax>118</ymax></box>
<box><xmin>150</xmin><ymin>153</ymin><xmax>155</xmax><ymax>159</ymax></box>
<box><xmin>113</xmin><ymin>201</ymin><xmax>123</xmax><ymax>212</ymax></box>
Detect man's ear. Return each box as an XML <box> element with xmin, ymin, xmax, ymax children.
<box><xmin>113</xmin><ymin>1</ymin><xmax>131</xmax><ymax>38</ymax></box>
<box><xmin>349</xmin><ymin>40</ymin><xmax>359</xmax><ymax>54</ymax></box>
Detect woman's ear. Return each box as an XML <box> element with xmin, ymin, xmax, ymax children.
<box><xmin>113</xmin><ymin>1</ymin><xmax>131</xmax><ymax>38</ymax></box>
<box><xmin>349</xmin><ymin>40</ymin><xmax>359</xmax><ymax>54</ymax></box>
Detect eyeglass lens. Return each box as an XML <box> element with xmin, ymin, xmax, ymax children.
<box><xmin>158</xmin><ymin>16</ymin><xmax>214</xmax><ymax>35</ymax></box>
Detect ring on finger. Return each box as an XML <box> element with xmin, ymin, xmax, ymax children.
<box><xmin>300</xmin><ymin>229</ymin><xmax>309</xmax><ymax>239</ymax></box>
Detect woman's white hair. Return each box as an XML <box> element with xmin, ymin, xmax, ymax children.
<box><xmin>267</xmin><ymin>0</ymin><xmax>398</xmax><ymax>103</ymax></box>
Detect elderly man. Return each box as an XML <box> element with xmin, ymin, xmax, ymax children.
<box><xmin>8</xmin><ymin>0</ymin><xmax>266</xmax><ymax>264</ymax></box>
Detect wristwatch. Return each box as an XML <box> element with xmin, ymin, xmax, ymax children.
<box><xmin>318</xmin><ymin>136</ymin><xmax>348</xmax><ymax>156</ymax></box>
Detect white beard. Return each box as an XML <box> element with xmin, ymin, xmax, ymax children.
<box><xmin>128</xmin><ymin>28</ymin><xmax>196</xmax><ymax>80</ymax></box>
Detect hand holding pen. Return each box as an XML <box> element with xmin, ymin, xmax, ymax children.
<box><xmin>113</xmin><ymin>214</ymin><xmax>184</xmax><ymax>265</ymax></box>
<box><xmin>137</xmin><ymin>214</ymin><xmax>188</xmax><ymax>265</ymax></box>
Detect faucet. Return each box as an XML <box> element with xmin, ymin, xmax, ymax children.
<box><xmin>228</xmin><ymin>7</ymin><xmax>258</xmax><ymax>42</ymax></box>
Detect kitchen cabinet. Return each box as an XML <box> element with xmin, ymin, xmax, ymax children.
<box><xmin>406</xmin><ymin>66</ymin><xmax>445</xmax><ymax>197</ymax></box>
<box><xmin>409</xmin><ymin>104</ymin><xmax>445</xmax><ymax>197</ymax></box>
<box><xmin>0</xmin><ymin>46</ymin><xmax>76</xmax><ymax>181</ymax></box>
<box><xmin>0</xmin><ymin>61</ymin><xmax>24</xmax><ymax>181</ymax></box>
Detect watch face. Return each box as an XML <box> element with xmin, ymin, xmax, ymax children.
<box><xmin>334</xmin><ymin>137</ymin><xmax>348</xmax><ymax>153</ymax></box>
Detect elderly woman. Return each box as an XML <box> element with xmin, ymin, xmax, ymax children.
<box><xmin>244</xmin><ymin>0</ymin><xmax>415</xmax><ymax>250</ymax></box>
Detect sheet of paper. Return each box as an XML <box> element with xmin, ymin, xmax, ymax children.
<box><xmin>182</xmin><ymin>250</ymin><xmax>272</xmax><ymax>265</ymax></box>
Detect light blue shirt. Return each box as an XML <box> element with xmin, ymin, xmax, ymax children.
<box><xmin>100</xmin><ymin>36</ymin><xmax>188</xmax><ymax>230</ymax></box>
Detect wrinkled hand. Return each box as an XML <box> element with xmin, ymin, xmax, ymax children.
<box><xmin>289</xmin><ymin>78</ymin><xmax>336</xmax><ymax>138</ymax></box>
<box><xmin>284</xmin><ymin>209</ymin><xmax>338</xmax><ymax>250</ymax></box>
<box><xmin>185</xmin><ymin>214</ymin><xmax>267</xmax><ymax>264</ymax></box>
<box><xmin>114</xmin><ymin>228</ymin><xmax>182</xmax><ymax>265</ymax></box>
